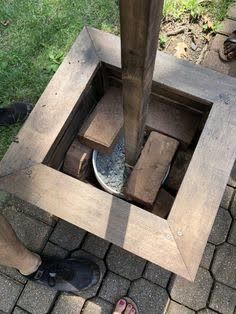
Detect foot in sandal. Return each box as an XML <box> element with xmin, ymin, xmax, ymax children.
<box><xmin>113</xmin><ymin>298</ymin><xmax>138</xmax><ymax>314</ymax></box>
<box><xmin>219</xmin><ymin>30</ymin><xmax>236</xmax><ymax>61</ymax></box>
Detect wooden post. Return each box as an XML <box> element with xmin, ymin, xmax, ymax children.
<box><xmin>120</xmin><ymin>0</ymin><xmax>164</xmax><ymax>166</ymax></box>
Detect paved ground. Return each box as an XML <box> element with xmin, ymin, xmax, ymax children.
<box><xmin>0</xmin><ymin>5</ymin><xmax>236</xmax><ymax>314</ymax></box>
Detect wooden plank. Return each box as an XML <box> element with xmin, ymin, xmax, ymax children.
<box><xmin>88</xmin><ymin>27</ymin><xmax>236</xmax><ymax>105</ymax></box>
<box><xmin>125</xmin><ymin>132</ymin><xmax>179</xmax><ymax>207</ymax></box>
<box><xmin>62</xmin><ymin>138</ymin><xmax>92</xmax><ymax>180</ymax></box>
<box><xmin>0</xmin><ymin>163</ymin><xmax>191</xmax><ymax>280</ymax></box>
<box><xmin>78</xmin><ymin>87</ymin><xmax>122</xmax><ymax>154</ymax></box>
<box><xmin>120</xmin><ymin>0</ymin><xmax>164</xmax><ymax>165</ymax></box>
<box><xmin>146</xmin><ymin>95</ymin><xmax>201</xmax><ymax>147</ymax></box>
<box><xmin>152</xmin><ymin>188</ymin><xmax>175</xmax><ymax>219</ymax></box>
<box><xmin>0</xmin><ymin>27</ymin><xmax>100</xmax><ymax>177</ymax></box>
<box><xmin>168</xmin><ymin>98</ymin><xmax>236</xmax><ymax>279</ymax></box>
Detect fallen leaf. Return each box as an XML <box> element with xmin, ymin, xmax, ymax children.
<box><xmin>174</xmin><ymin>42</ymin><xmax>188</xmax><ymax>59</ymax></box>
<box><xmin>1</xmin><ymin>19</ymin><xmax>11</xmax><ymax>27</ymax></box>
<box><xmin>202</xmin><ymin>15</ymin><xmax>213</xmax><ymax>30</ymax></box>
<box><xmin>205</xmin><ymin>33</ymin><xmax>211</xmax><ymax>42</ymax></box>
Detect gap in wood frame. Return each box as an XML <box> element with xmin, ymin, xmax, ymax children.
<box><xmin>45</xmin><ymin>62</ymin><xmax>212</xmax><ymax>221</ymax></box>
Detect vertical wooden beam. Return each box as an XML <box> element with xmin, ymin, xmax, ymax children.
<box><xmin>120</xmin><ymin>0</ymin><xmax>164</xmax><ymax>166</ymax></box>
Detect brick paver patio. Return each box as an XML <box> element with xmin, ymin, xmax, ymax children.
<box><xmin>0</xmin><ymin>5</ymin><xmax>236</xmax><ymax>314</ymax></box>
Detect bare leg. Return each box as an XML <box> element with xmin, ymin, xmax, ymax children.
<box><xmin>0</xmin><ymin>214</ymin><xmax>41</xmax><ymax>275</ymax></box>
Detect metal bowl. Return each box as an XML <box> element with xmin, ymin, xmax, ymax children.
<box><xmin>92</xmin><ymin>149</ymin><xmax>171</xmax><ymax>198</ymax></box>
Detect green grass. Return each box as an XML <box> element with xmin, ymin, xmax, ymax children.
<box><xmin>0</xmin><ymin>0</ymin><xmax>234</xmax><ymax>160</ymax></box>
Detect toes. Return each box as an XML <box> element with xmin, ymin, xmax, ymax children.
<box><xmin>113</xmin><ymin>299</ymin><xmax>127</xmax><ymax>314</ymax></box>
<box><xmin>130</xmin><ymin>309</ymin><xmax>136</xmax><ymax>314</ymax></box>
<box><xmin>124</xmin><ymin>304</ymin><xmax>133</xmax><ymax>314</ymax></box>
<box><xmin>228</xmin><ymin>51</ymin><xmax>236</xmax><ymax>60</ymax></box>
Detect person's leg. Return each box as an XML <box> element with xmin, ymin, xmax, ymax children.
<box><xmin>0</xmin><ymin>214</ymin><xmax>41</xmax><ymax>275</ymax></box>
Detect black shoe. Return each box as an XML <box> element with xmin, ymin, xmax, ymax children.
<box><xmin>0</xmin><ymin>102</ymin><xmax>33</xmax><ymax>126</ymax></box>
<box><xmin>25</xmin><ymin>258</ymin><xmax>100</xmax><ymax>292</ymax></box>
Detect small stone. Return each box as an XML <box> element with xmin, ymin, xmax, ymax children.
<box><xmin>17</xmin><ymin>281</ymin><xmax>57</xmax><ymax>314</ymax></box>
<box><xmin>99</xmin><ymin>271</ymin><xmax>130</xmax><ymax>304</ymax></box>
<box><xmin>211</xmin><ymin>243</ymin><xmax>236</xmax><ymax>289</ymax></box>
<box><xmin>106</xmin><ymin>245</ymin><xmax>146</xmax><ymax>280</ymax></box>
<box><xmin>166</xmin><ymin>301</ymin><xmax>195</xmax><ymax>313</ymax></box>
<box><xmin>191</xmin><ymin>42</ymin><xmax>197</xmax><ymax>51</ymax></box>
<box><xmin>143</xmin><ymin>262</ymin><xmax>171</xmax><ymax>288</ymax></box>
<box><xmin>220</xmin><ymin>186</ymin><xmax>234</xmax><ymax>209</ymax></box>
<box><xmin>209</xmin><ymin>282</ymin><xmax>236</xmax><ymax>314</ymax></box>
<box><xmin>43</xmin><ymin>242</ymin><xmax>68</xmax><ymax>258</ymax></box>
<box><xmin>168</xmin><ymin>268</ymin><xmax>213</xmax><ymax>311</ymax></box>
<box><xmin>230</xmin><ymin>193</ymin><xmax>236</xmax><ymax>218</ymax></box>
<box><xmin>0</xmin><ymin>274</ymin><xmax>23</xmax><ymax>313</ymax></box>
<box><xmin>50</xmin><ymin>219</ymin><xmax>86</xmax><ymax>250</ymax></box>
<box><xmin>82</xmin><ymin>297</ymin><xmax>113</xmax><ymax>314</ymax></box>
<box><xmin>52</xmin><ymin>293</ymin><xmax>85</xmax><ymax>313</ymax></box>
<box><xmin>228</xmin><ymin>220</ymin><xmax>236</xmax><ymax>245</ymax></box>
<box><xmin>71</xmin><ymin>250</ymin><xmax>106</xmax><ymax>299</ymax></box>
<box><xmin>129</xmin><ymin>278</ymin><xmax>169</xmax><ymax>314</ymax></box>
<box><xmin>1</xmin><ymin>207</ymin><xmax>52</xmax><ymax>252</ymax></box>
<box><xmin>82</xmin><ymin>234</ymin><xmax>110</xmax><ymax>258</ymax></box>
<box><xmin>208</xmin><ymin>207</ymin><xmax>232</xmax><ymax>245</ymax></box>
<box><xmin>200</xmin><ymin>243</ymin><xmax>215</xmax><ymax>269</ymax></box>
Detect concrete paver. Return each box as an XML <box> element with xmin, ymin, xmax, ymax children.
<box><xmin>82</xmin><ymin>234</ymin><xmax>110</xmax><ymax>259</ymax></box>
<box><xmin>51</xmin><ymin>293</ymin><xmax>85</xmax><ymax>314</ymax></box>
<box><xmin>228</xmin><ymin>220</ymin><xmax>236</xmax><ymax>245</ymax></box>
<box><xmin>106</xmin><ymin>245</ymin><xmax>146</xmax><ymax>280</ymax></box>
<box><xmin>99</xmin><ymin>271</ymin><xmax>130</xmax><ymax>304</ymax></box>
<box><xmin>82</xmin><ymin>297</ymin><xmax>113</xmax><ymax>314</ymax></box>
<box><xmin>209</xmin><ymin>282</ymin><xmax>236</xmax><ymax>314</ymax></box>
<box><xmin>230</xmin><ymin>193</ymin><xmax>236</xmax><ymax>218</ymax></box>
<box><xmin>200</xmin><ymin>243</ymin><xmax>215</xmax><ymax>269</ymax></box>
<box><xmin>220</xmin><ymin>185</ymin><xmax>234</xmax><ymax>209</ymax></box>
<box><xmin>143</xmin><ymin>262</ymin><xmax>171</xmax><ymax>288</ymax></box>
<box><xmin>169</xmin><ymin>268</ymin><xmax>213</xmax><ymax>311</ymax></box>
<box><xmin>166</xmin><ymin>301</ymin><xmax>195</xmax><ymax>313</ymax></box>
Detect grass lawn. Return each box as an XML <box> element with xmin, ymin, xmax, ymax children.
<box><xmin>0</xmin><ymin>0</ymin><xmax>234</xmax><ymax>160</ymax></box>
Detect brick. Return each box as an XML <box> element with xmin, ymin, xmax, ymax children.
<box><xmin>99</xmin><ymin>271</ymin><xmax>130</xmax><ymax>304</ymax></box>
<box><xmin>71</xmin><ymin>250</ymin><xmax>106</xmax><ymax>299</ymax></box>
<box><xmin>228</xmin><ymin>220</ymin><xmax>236</xmax><ymax>245</ymax></box>
<box><xmin>106</xmin><ymin>245</ymin><xmax>146</xmax><ymax>280</ymax></box>
<box><xmin>129</xmin><ymin>278</ymin><xmax>169</xmax><ymax>314</ymax></box>
<box><xmin>200</xmin><ymin>243</ymin><xmax>215</xmax><ymax>269</ymax></box>
<box><xmin>17</xmin><ymin>281</ymin><xmax>57</xmax><ymax>314</ymax></box>
<box><xmin>169</xmin><ymin>268</ymin><xmax>213</xmax><ymax>311</ymax></box>
<box><xmin>166</xmin><ymin>301</ymin><xmax>194</xmax><ymax>314</ymax></box>
<box><xmin>146</xmin><ymin>96</ymin><xmax>201</xmax><ymax>147</ymax></box>
<box><xmin>152</xmin><ymin>188</ymin><xmax>174</xmax><ymax>218</ymax></box>
<box><xmin>0</xmin><ymin>273</ymin><xmax>23</xmax><ymax>313</ymax></box>
<box><xmin>43</xmin><ymin>242</ymin><xmax>68</xmax><ymax>258</ymax></box>
<box><xmin>82</xmin><ymin>297</ymin><xmax>113</xmax><ymax>314</ymax></box>
<box><xmin>50</xmin><ymin>219</ymin><xmax>86</xmax><ymax>250</ymax></box>
<box><xmin>227</xmin><ymin>4</ymin><xmax>236</xmax><ymax>20</ymax></box>
<box><xmin>202</xmin><ymin>50</ymin><xmax>231</xmax><ymax>75</ymax></box>
<box><xmin>1</xmin><ymin>207</ymin><xmax>52</xmax><ymax>253</ymax></box>
<box><xmin>218</xmin><ymin>19</ymin><xmax>236</xmax><ymax>36</ymax></box>
<box><xmin>78</xmin><ymin>87</ymin><xmax>123</xmax><ymax>154</ymax></box>
<box><xmin>220</xmin><ymin>185</ymin><xmax>234</xmax><ymax>209</ymax></box>
<box><xmin>82</xmin><ymin>234</ymin><xmax>110</xmax><ymax>258</ymax></box>
<box><xmin>208</xmin><ymin>207</ymin><xmax>232</xmax><ymax>245</ymax></box>
<box><xmin>209</xmin><ymin>282</ymin><xmax>236</xmax><ymax>314</ymax></box>
<box><xmin>211</xmin><ymin>243</ymin><xmax>236</xmax><ymax>289</ymax></box>
<box><xmin>13</xmin><ymin>307</ymin><xmax>29</xmax><ymax>314</ymax></box>
<box><xmin>230</xmin><ymin>193</ymin><xmax>236</xmax><ymax>218</ymax></box>
<box><xmin>52</xmin><ymin>293</ymin><xmax>85</xmax><ymax>314</ymax></box>
<box><xmin>165</xmin><ymin>149</ymin><xmax>193</xmax><ymax>192</ymax></box>
<box><xmin>210</xmin><ymin>34</ymin><xmax>228</xmax><ymax>52</ymax></box>
<box><xmin>62</xmin><ymin>137</ymin><xmax>92</xmax><ymax>180</ymax></box>
<box><xmin>143</xmin><ymin>262</ymin><xmax>171</xmax><ymax>288</ymax></box>
<box><xmin>228</xmin><ymin>160</ymin><xmax>236</xmax><ymax>187</ymax></box>
<box><xmin>125</xmin><ymin>132</ymin><xmax>179</xmax><ymax>207</ymax></box>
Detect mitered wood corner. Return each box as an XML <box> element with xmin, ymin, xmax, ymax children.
<box><xmin>0</xmin><ymin>27</ymin><xmax>236</xmax><ymax>281</ymax></box>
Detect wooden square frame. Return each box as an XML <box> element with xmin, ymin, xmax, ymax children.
<box><xmin>0</xmin><ymin>27</ymin><xmax>236</xmax><ymax>281</ymax></box>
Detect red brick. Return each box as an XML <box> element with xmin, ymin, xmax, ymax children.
<box><xmin>165</xmin><ymin>149</ymin><xmax>193</xmax><ymax>192</ymax></box>
<box><xmin>152</xmin><ymin>188</ymin><xmax>174</xmax><ymax>219</ymax></box>
<box><xmin>63</xmin><ymin>138</ymin><xmax>92</xmax><ymax>180</ymax></box>
<box><xmin>125</xmin><ymin>132</ymin><xmax>179</xmax><ymax>207</ymax></box>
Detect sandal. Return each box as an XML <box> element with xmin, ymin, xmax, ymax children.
<box><xmin>24</xmin><ymin>257</ymin><xmax>100</xmax><ymax>292</ymax></box>
<box><xmin>0</xmin><ymin>102</ymin><xmax>32</xmax><ymax>126</ymax></box>
<box><xmin>219</xmin><ymin>30</ymin><xmax>236</xmax><ymax>62</ymax></box>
